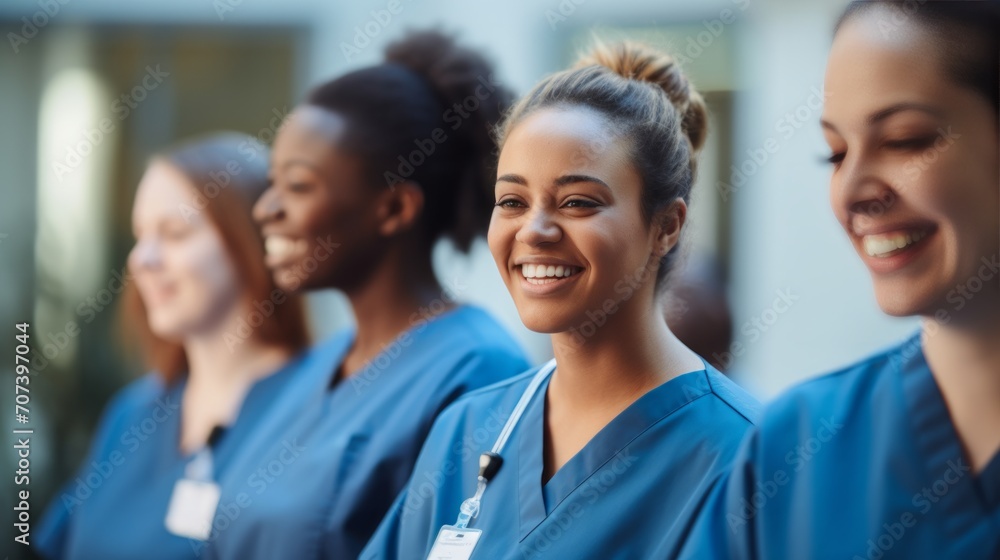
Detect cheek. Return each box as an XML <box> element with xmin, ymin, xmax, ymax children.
<box><xmin>899</xmin><ymin>147</ymin><xmax>987</xmax><ymax>230</ymax></box>
<box><xmin>170</xmin><ymin>232</ymin><xmax>240</xmax><ymax>304</ymax></box>
<box><xmin>574</xmin><ymin>215</ymin><xmax>642</xmax><ymax>281</ymax></box>
<box><xmin>487</xmin><ymin>215</ymin><xmax>513</xmax><ymax>270</ymax></box>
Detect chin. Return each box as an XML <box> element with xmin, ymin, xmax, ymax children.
<box><xmin>515</xmin><ymin>306</ymin><xmax>575</xmax><ymax>335</ymax></box>
<box><xmin>147</xmin><ymin>318</ymin><xmax>186</xmax><ymax>342</ymax></box>
<box><xmin>871</xmin><ymin>280</ymin><xmax>939</xmax><ymax>318</ymax></box>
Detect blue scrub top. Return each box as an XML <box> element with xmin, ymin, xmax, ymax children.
<box><xmin>33</xmin><ymin>351</ymin><xmax>315</xmax><ymax>560</ymax></box>
<box><xmin>361</xmin><ymin>359</ymin><xmax>760</xmax><ymax>559</ymax></box>
<box><xmin>679</xmin><ymin>332</ymin><xmax>1000</xmax><ymax>560</ymax></box>
<box><xmin>201</xmin><ymin>304</ymin><xmax>530</xmax><ymax>560</ymax></box>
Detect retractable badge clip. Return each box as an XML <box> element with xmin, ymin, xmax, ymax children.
<box><xmin>454</xmin><ymin>452</ymin><xmax>503</xmax><ymax>529</ymax></box>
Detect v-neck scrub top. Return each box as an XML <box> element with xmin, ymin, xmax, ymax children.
<box><xmin>33</xmin><ymin>353</ymin><xmax>312</xmax><ymax>560</ymax></box>
<box><xmin>679</xmin><ymin>332</ymin><xmax>1000</xmax><ymax>560</ymax></box>
<box><xmin>361</xmin><ymin>359</ymin><xmax>760</xmax><ymax>559</ymax></box>
<box><xmin>202</xmin><ymin>304</ymin><xmax>530</xmax><ymax>559</ymax></box>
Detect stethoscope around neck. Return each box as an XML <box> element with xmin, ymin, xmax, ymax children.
<box><xmin>451</xmin><ymin>358</ymin><xmax>556</xmax><ymax>530</ymax></box>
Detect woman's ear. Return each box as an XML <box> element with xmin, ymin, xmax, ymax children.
<box><xmin>653</xmin><ymin>198</ymin><xmax>687</xmax><ymax>257</ymax></box>
<box><xmin>376</xmin><ymin>181</ymin><xmax>425</xmax><ymax>237</ymax></box>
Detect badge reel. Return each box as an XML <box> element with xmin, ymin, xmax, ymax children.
<box><xmin>426</xmin><ymin>452</ymin><xmax>502</xmax><ymax>560</ymax></box>
<box><xmin>165</xmin><ymin>429</ymin><xmax>224</xmax><ymax>541</ymax></box>
<box><xmin>426</xmin><ymin>360</ymin><xmax>555</xmax><ymax>560</ymax></box>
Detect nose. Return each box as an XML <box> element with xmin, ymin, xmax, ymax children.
<box><xmin>253</xmin><ymin>186</ymin><xmax>283</xmax><ymax>225</ymax></box>
<box><xmin>514</xmin><ymin>207</ymin><xmax>562</xmax><ymax>246</ymax></box>
<box><xmin>831</xmin><ymin>150</ymin><xmax>898</xmax><ymax>231</ymax></box>
<box><xmin>128</xmin><ymin>236</ymin><xmax>161</xmax><ymax>272</ymax></box>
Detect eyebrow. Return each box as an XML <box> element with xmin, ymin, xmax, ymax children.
<box><xmin>279</xmin><ymin>159</ymin><xmax>322</xmax><ymax>173</ymax></box>
<box><xmin>821</xmin><ymin>102</ymin><xmax>945</xmax><ymax>132</ymax></box>
<box><xmin>496</xmin><ymin>173</ymin><xmax>610</xmax><ymax>190</ymax></box>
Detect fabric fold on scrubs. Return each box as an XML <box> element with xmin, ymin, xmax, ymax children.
<box><xmin>678</xmin><ymin>332</ymin><xmax>1000</xmax><ymax>560</ymax></box>
<box><xmin>361</xmin><ymin>358</ymin><xmax>760</xmax><ymax>559</ymax></box>
<box><xmin>201</xmin><ymin>304</ymin><xmax>529</xmax><ymax>560</ymax></box>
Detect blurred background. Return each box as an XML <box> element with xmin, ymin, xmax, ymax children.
<box><xmin>0</xmin><ymin>0</ymin><xmax>920</xmax><ymax>554</ymax></box>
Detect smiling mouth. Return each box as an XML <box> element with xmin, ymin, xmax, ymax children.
<box><xmin>519</xmin><ymin>263</ymin><xmax>582</xmax><ymax>285</ymax></box>
<box><xmin>860</xmin><ymin>228</ymin><xmax>931</xmax><ymax>258</ymax></box>
<box><xmin>264</xmin><ymin>236</ymin><xmax>306</xmax><ymax>264</ymax></box>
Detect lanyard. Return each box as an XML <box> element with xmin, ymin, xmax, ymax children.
<box><xmin>452</xmin><ymin>359</ymin><xmax>556</xmax><ymax>529</ymax></box>
<box><xmin>184</xmin><ymin>425</ymin><xmax>227</xmax><ymax>482</ymax></box>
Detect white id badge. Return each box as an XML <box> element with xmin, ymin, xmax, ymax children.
<box><xmin>425</xmin><ymin>525</ymin><xmax>483</xmax><ymax>560</ymax></box>
<box><xmin>164</xmin><ymin>478</ymin><xmax>221</xmax><ymax>541</ymax></box>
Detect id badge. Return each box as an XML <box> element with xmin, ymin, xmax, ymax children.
<box><xmin>164</xmin><ymin>478</ymin><xmax>221</xmax><ymax>541</ymax></box>
<box><xmin>425</xmin><ymin>525</ymin><xmax>483</xmax><ymax>560</ymax></box>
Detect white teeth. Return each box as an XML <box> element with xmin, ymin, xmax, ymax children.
<box><xmin>863</xmin><ymin>230</ymin><xmax>927</xmax><ymax>257</ymax></box>
<box><xmin>265</xmin><ymin>236</ymin><xmax>304</xmax><ymax>258</ymax></box>
<box><xmin>519</xmin><ymin>263</ymin><xmax>580</xmax><ymax>279</ymax></box>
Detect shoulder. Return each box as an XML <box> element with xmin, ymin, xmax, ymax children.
<box><xmin>427</xmin><ymin>367</ymin><xmax>538</xmax><ymax>428</ymax></box>
<box><xmin>746</xmin><ymin>333</ymin><xmax>919</xmax><ymax>464</ymax></box>
<box><xmin>104</xmin><ymin>373</ymin><xmax>171</xmax><ymax>417</ymax></box>
<box><xmin>703</xmin><ymin>367</ymin><xmax>762</xmax><ymax>427</ymax></box>
<box><xmin>417</xmin><ymin>306</ymin><xmax>530</xmax><ymax>378</ymax></box>
<box><xmin>762</xmin><ymin>334</ymin><xmax>914</xmax><ymax>426</ymax></box>
<box><xmin>83</xmin><ymin>372</ymin><xmax>176</xmax><ymax>453</ymax></box>
<box><xmin>429</xmin><ymin>305</ymin><xmax>524</xmax><ymax>355</ymax></box>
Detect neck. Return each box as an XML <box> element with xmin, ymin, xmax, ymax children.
<box><xmin>921</xmin><ymin>294</ymin><xmax>1000</xmax><ymax>473</ymax></box>
<box><xmin>549</xmin><ymin>295</ymin><xmax>702</xmax><ymax>411</ymax></box>
<box><xmin>178</xmin><ymin>302</ymin><xmax>293</xmax><ymax>453</ymax></box>
<box><xmin>341</xmin><ymin>244</ymin><xmax>453</xmax><ymax>376</ymax></box>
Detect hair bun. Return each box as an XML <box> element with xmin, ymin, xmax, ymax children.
<box><xmin>577</xmin><ymin>41</ymin><xmax>708</xmax><ymax>153</ymax></box>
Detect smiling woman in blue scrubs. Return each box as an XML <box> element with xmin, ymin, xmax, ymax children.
<box><xmin>197</xmin><ymin>31</ymin><xmax>529</xmax><ymax>559</ymax></box>
<box><xmin>33</xmin><ymin>134</ymin><xmax>311</xmax><ymax>559</ymax></box>
<box><xmin>361</xmin><ymin>41</ymin><xmax>760</xmax><ymax>560</ymax></box>
<box><xmin>680</xmin><ymin>2</ymin><xmax>1000</xmax><ymax>559</ymax></box>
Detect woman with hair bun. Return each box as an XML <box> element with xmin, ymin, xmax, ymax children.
<box><xmin>202</xmin><ymin>30</ymin><xmax>529</xmax><ymax>559</ymax></box>
<box><xmin>680</xmin><ymin>2</ymin><xmax>1000</xmax><ymax>559</ymax></box>
<box><xmin>361</xmin><ymin>41</ymin><xmax>759</xmax><ymax>559</ymax></box>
